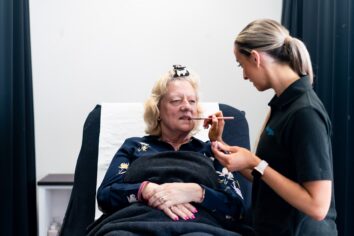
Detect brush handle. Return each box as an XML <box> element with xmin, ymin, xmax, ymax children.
<box><xmin>190</xmin><ymin>117</ymin><xmax>234</xmax><ymax>120</ymax></box>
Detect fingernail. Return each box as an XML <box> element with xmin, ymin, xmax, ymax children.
<box><xmin>174</xmin><ymin>216</ymin><xmax>179</xmax><ymax>221</ymax></box>
<box><xmin>190</xmin><ymin>214</ymin><xmax>195</xmax><ymax>219</ymax></box>
<box><xmin>192</xmin><ymin>209</ymin><xmax>198</xmax><ymax>213</ymax></box>
<box><xmin>184</xmin><ymin>216</ymin><xmax>189</xmax><ymax>220</ymax></box>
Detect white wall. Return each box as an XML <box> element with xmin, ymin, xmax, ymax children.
<box><xmin>30</xmin><ymin>0</ymin><xmax>282</xmax><ymax>180</ymax></box>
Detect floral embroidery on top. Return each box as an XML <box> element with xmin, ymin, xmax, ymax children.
<box><xmin>118</xmin><ymin>162</ymin><xmax>129</xmax><ymax>175</ymax></box>
<box><xmin>127</xmin><ymin>194</ymin><xmax>137</xmax><ymax>203</ymax></box>
<box><xmin>137</xmin><ymin>142</ymin><xmax>150</xmax><ymax>152</ymax></box>
<box><xmin>216</xmin><ymin>167</ymin><xmax>243</xmax><ymax>199</ymax></box>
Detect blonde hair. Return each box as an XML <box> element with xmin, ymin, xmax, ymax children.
<box><xmin>143</xmin><ymin>67</ymin><xmax>203</xmax><ymax>136</ymax></box>
<box><xmin>235</xmin><ymin>19</ymin><xmax>313</xmax><ymax>83</ymax></box>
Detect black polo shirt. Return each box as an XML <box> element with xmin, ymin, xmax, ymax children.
<box><xmin>253</xmin><ymin>76</ymin><xmax>337</xmax><ymax>236</ymax></box>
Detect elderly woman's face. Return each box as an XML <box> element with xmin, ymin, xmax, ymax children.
<box><xmin>159</xmin><ymin>80</ymin><xmax>198</xmax><ymax>135</ymax></box>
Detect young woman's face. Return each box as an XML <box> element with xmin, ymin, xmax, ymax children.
<box><xmin>159</xmin><ymin>80</ymin><xmax>198</xmax><ymax>136</ymax></box>
<box><xmin>234</xmin><ymin>46</ymin><xmax>269</xmax><ymax>91</ymax></box>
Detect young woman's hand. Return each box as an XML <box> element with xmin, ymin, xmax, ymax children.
<box><xmin>203</xmin><ymin>111</ymin><xmax>224</xmax><ymax>141</ymax></box>
<box><xmin>211</xmin><ymin>141</ymin><xmax>259</xmax><ymax>172</ymax></box>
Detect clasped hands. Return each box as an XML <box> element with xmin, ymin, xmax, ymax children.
<box><xmin>141</xmin><ymin>182</ymin><xmax>203</xmax><ymax>221</ymax></box>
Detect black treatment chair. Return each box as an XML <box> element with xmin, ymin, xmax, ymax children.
<box><xmin>60</xmin><ymin>103</ymin><xmax>252</xmax><ymax>236</ymax></box>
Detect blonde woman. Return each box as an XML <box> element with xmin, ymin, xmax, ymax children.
<box><xmin>212</xmin><ymin>19</ymin><xmax>337</xmax><ymax>236</ymax></box>
<box><xmin>91</xmin><ymin>65</ymin><xmax>250</xmax><ymax>236</ymax></box>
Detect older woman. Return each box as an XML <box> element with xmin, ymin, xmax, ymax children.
<box><xmin>90</xmin><ymin>65</ymin><xmax>250</xmax><ymax>236</ymax></box>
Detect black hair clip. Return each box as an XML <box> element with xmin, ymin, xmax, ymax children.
<box><xmin>173</xmin><ymin>65</ymin><xmax>190</xmax><ymax>78</ymax></box>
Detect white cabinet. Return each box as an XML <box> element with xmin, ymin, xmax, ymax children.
<box><xmin>37</xmin><ymin>174</ymin><xmax>74</xmax><ymax>236</ymax></box>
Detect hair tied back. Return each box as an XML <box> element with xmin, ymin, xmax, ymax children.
<box><xmin>284</xmin><ymin>35</ymin><xmax>292</xmax><ymax>45</ymax></box>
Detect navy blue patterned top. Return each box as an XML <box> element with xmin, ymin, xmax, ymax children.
<box><xmin>97</xmin><ymin>135</ymin><xmax>245</xmax><ymax>221</ymax></box>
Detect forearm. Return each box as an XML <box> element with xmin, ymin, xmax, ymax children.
<box><xmin>260</xmin><ymin>166</ymin><xmax>331</xmax><ymax>220</ymax></box>
<box><xmin>97</xmin><ymin>182</ymin><xmax>141</xmax><ymax>213</ymax></box>
<box><xmin>240</xmin><ymin>169</ymin><xmax>253</xmax><ymax>182</ymax></box>
<box><xmin>200</xmin><ymin>185</ymin><xmax>244</xmax><ymax>217</ymax></box>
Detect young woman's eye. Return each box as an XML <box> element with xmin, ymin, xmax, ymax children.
<box><xmin>237</xmin><ymin>62</ymin><xmax>242</xmax><ymax>68</ymax></box>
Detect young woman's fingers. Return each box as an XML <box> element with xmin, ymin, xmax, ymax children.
<box><xmin>214</xmin><ymin>141</ymin><xmax>240</xmax><ymax>153</ymax></box>
<box><xmin>211</xmin><ymin>150</ymin><xmax>228</xmax><ymax>166</ymax></box>
<box><xmin>203</xmin><ymin>118</ymin><xmax>211</xmax><ymax>129</ymax></box>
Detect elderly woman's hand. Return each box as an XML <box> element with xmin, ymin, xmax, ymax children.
<box><xmin>148</xmin><ymin>183</ymin><xmax>203</xmax><ymax>207</ymax></box>
<box><xmin>142</xmin><ymin>182</ymin><xmax>202</xmax><ymax>220</ymax></box>
<box><xmin>203</xmin><ymin>111</ymin><xmax>225</xmax><ymax>142</ymax></box>
<box><xmin>162</xmin><ymin>203</ymin><xmax>197</xmax><ymax>221</ymax></box>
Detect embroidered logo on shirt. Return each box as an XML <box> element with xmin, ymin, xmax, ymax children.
<box><xmin>265</xmin><ymin>126</ymin><xmax>275</xmax><ymax>136</ymax></box>
<box><xmin>118</xmin><ymin>162</ymin><xmax>129</xmax><ymax>175</ymax></box>
<box><xmin>137</xmin><ymin>142</ymin><xmax>150</xmax><ymax>152</ymax></box>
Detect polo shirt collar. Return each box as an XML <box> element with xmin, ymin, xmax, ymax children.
<box><xmin>268</xmin><ymin>76</ymin><xmax>312</xmax><ymax>110</ymax></box>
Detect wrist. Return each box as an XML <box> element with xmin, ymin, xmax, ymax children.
<box><xmin>138</xmin><ymin>181</ymin><xmax>150</xmax><ymax>201</ymax></box>
<box><xmin>195</xmin><ymin>185</ymin><xmax>205</xmax><ymax>203</ymax></box>
<box><xmin>251</xmin><ymin>160</ymin><xmax>269</xmax><ymax>179</ymax></box>
<box><xmin>251</xmin><ymin>153</ymin><xmax>262</xmax><ymax>168</ymax></box>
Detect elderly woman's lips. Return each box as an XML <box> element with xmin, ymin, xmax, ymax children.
<box><xmin>179</xmin><ymin>116</ymin><xmax>192</xmax><ymax>120</ymax></box>
<box><xmin>190</xmin><ymin>117</ymin><xmax>234</xmax><ymax>120</ymax></box>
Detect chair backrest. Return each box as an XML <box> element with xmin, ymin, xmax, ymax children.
<box><xmin>60</xmin><ymin>103</ymin><xmax>251</xmax><ymax>236</ymax></box>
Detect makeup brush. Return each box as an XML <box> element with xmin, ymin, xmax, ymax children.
<box><xmin>189</xmin><ymin>117</ymin><xmax>234</xmax><ymax>120</ymax></box>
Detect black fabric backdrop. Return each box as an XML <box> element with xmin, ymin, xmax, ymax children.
<box><xmin>282</xmin><ymin>0</ymin><xmax>354</xmax><ymax>235</ymax></box>
<box><xmin>0</xmin><ymin>0</ymin><xmax>37</xmax><ymax>235</ymax></box>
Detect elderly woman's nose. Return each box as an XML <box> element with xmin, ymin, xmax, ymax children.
<box><xmin>180</xmin><ymin>98</ymin><xmax>192</xmax><ymax>109</ymax></box>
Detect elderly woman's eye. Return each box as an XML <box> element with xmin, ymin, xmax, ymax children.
<box><xmin>189</xmin><ymin>99</ymin><xmax>196</xmax><ymax>105</ymax></box>
<box><xmin>170</xmin><ymin>99</ymin><xmax>182</xmax><ymax>105</ymax></box>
